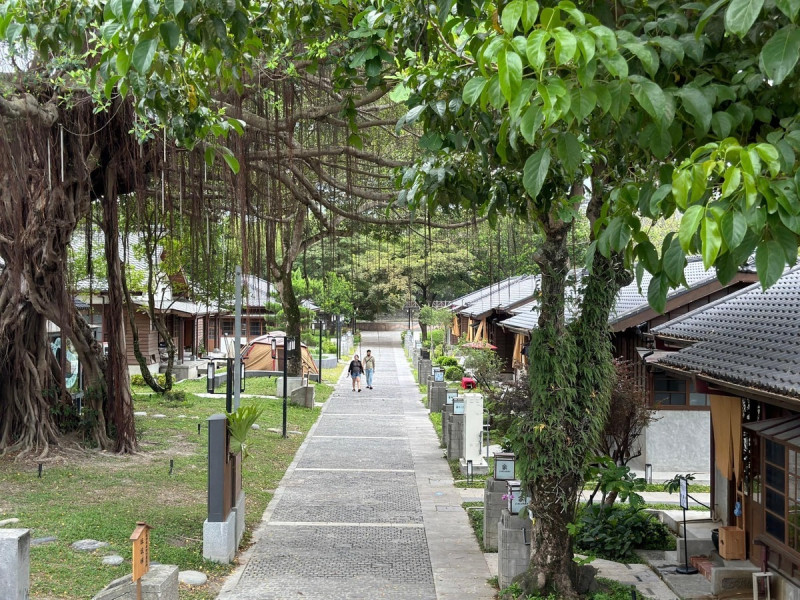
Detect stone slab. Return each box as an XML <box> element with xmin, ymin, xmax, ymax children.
<box><xmin>0</xmin><ymin>529</ymin><xmax>30</xmax><ymax>600</ymax></box>
<box><xmin>92</xmin><ymin>564</ymin><xmax>179</xmax><ymax>600</ymax></box>
<box><xmin>203</xmin><ymin>512</ymin><xmax>236</xmax><ymax>564</ymax></box>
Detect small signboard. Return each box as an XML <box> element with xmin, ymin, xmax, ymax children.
<box><xmin>679</xmin><ymin>477</ymin><xmax>689</xmax><ymax>510</ymax></box>
<box><xmin>131</xmin><ymin>522</ymin><xmax>152</xmax><ymax>583</ymax></box>
<box><xmin>453</xmin><ymin>400</ymin><xmax>465</xmax><ymax>415</ymax></box>
<box><xmin>446</xmin><ymin>390</ymin><xmax>458</xmax><ymax>405</ymax></box>
<box><xmin>434</xmin><ymin>369</ymin><xmax>444</xmax><ymax>382</ymax></box>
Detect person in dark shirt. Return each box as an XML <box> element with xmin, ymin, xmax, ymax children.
<box><xmin>348</xmin><ymin>354</ymin><xmax>363</xmax><ymax>392</ymax></box>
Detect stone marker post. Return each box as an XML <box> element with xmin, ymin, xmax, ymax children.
<box><xmin>203</xmin><ymin>414</ymin><xmax>237</xmax><ymax>563</ymax></box>
<box><xmin>460</xmin><ymin>393</ymin><xmax>488</xmax><ymax>475</ymax></box>
<box><xmin>0</xmin><ymin>528</ymin><xmax>29</xmax><ymax>600</ymax></box>
<box><xmin>483</xmin><ymin>478</ymin><xmax>507</xmax><ymax>552</ymax></box>
<box><xmin>498</xmin><ymin>510</ymin><xmax>532</xmax><ymax>588</ymax></box>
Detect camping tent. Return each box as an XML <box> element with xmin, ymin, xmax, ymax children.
<box><xmin>242</xmin><ymin>332</ymin><xmax>319</xmax><ymax>375</ymax></box>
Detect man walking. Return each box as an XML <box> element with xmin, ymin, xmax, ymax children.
<box><xmin>363</xmin><ymin>349</ymin><xmax>376</xmax><ymax>389</ymax></box>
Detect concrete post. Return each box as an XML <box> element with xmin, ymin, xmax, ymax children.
<box><xmin>483</xmin><ymin>478</ymin><xmax>507</xmax><ymax>552</ymax></box>
<box><xmin>441</xmin><ymin>404</ymin><xmax>453</xmax><ymax>446</ymax></box>
<box><xmin>446</xmin><ymin>413</ymin><xmax>465</xmax><ymax>461</ymax></box>
<box><xmin>0</xmin><ymin>529</ymin><xmax>29</xmax><ymax>600</ymax></box>
<box><xmin>460</xmin><ymin>393</ymin><xmax>488</xmax><ymax>475</ymax></box>
<box><xmin>498</xmin><ymin>510</ymin><xmax>532</xmax><ymax>589</ymax></box>
<box><xmin>203</xmin><ymin>414</ymin><xmax>237</xmax><ymax>563</ymax></box>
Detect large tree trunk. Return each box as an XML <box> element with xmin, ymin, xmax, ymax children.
<box><xmin>100</xmin><ymin>163</ymin><xmax>137</xmax><ymax>453</ymax></box>
<box><xmin>0</xmin><ymin>271</ymin><xmax>62</xmax><ymax>457</ymax></box>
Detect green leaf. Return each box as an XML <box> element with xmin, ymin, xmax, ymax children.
<box><xmin>771</xmin><ymin>221</ymin><xmax>799</xmax><ymax>265</ymax></box>
<box><xmin>132</xmin><ymin>37</ymin><xmax>158</xmax><ymax>74</ymax></box>
<box><xmin>679</xmin><ymin>205</ymin><xmax>704</xmax><ymax>250</ymax></box>
<box><xmin>165</xmin><ymin>0</ymin><xmax>184</xmax><ymax>15</ymax></box>
<box><xmin>116</xmin><ymin>49</ymin><xmax>131</xmax><ymax>76</ymax></box>
<box><xmin>638</xmin><ymin>241</ymin><xmax>659</xmax><ymax>273</ymax></box>
<box><xmin>672</xmin><ymin>169</ymin><xmax>691</xmax><ymax>210</ymax></box>
<box><xmin>721</xmin><ymin>211</ymin><xmax>747</xmax><ymax>248</ymax></box>
<box><xmin>760</xmin><ymin>25</ymin><xmax>800</xmax><ymax>85</ymax></box>
<box><xmin>463</xmin><ymin>76</ymin><xmax>487</xmax><ymax>105</ymax></box>
<box><xmin>553</xmin><ymin>27</ymin><xmax>577</xmax><ymax>64</ymax></box>
<box><xmin>725</xmin><ymin>0</ymin><xmax>764</xmax><ymax>38</ymax></box>
<box><xmin>523</xmin><ymin>148</ymin><xmax>551</xmax><ymax>199</ymax></box>
<box><xmin>711</xmin><ymin>112</ymin><xmax>735</xmax><ymax>138</ymax></box>
<box><xmin>222</xmin><ymin>151</ymin><xmax>240</xmax><ymax>174</ymax></box>
<box><xmin>419</xmin><ymin>131</ymin><xmax>443</xmax><ymax>151</ymax></box>
<box><xmin>662</xmin><ymin>236</ymin><xmax>686</xmax><ymax>285</ymax></box>
<box><xmin>647</xmin><ymin>272</ymin><xmax>669</xmax><ymax>313</ymax></box>
<box><xmin>624</xmin><ymin>42</ymin><xmax>659</xmax><ymax>77</ymax></box>
<box><xmin>502</xmin><ymin>0</ymin><xmax>524</xmax><ymax>34</ymax></box>
<box><xmin>498</xmin><ymin>48</ymin><xmax>523</xmax><ymax>100</ymax></box>
<box><xmin>650</xmin><ymin>184</ymin><xmax>672</xmax><ymax>214</ymax></box>
<box><xmin>701</xmin><ymin>214</ymin><xmax>722</xmax><ymax>268</ymax></box>
<box><xmin>520</xmin><ymin>103</ymin><xmax>543</xmax><ymax>145</ymax></box>
<box><xmin>570</xmin><ymin>88</ymin><xmax>596</xmax><ymax>121</ymax></box>
<box><xmin>631</xmin><ymin>79</ymin><xmax>668</xmax><ymax>124</ymax></box>
<box><xmin>556</xmin><ymin>132</ymin><xmax>582</xmax><ymax>176</ymax></box>
<box><xmin>721</xmin><ymin>166</ymin><xmax>741</xmax><ymax>198</ymax></box>
<box><xmin>696</xmin><ymin>0</ymin><xmax>729</xmax><ymax>38</ymax></box>
<box><xmin>526</xmin><ymin>30</ymin><xmax>549</xmax><ymax>70</ymax></box>
<box><xmin>755</xmin><ymin>239</ymin><xmax>786</xmax><ymax>289</ymax></box>
<box><xmin>159</xmin><ymin>21</ymin><xmax>180</xmax><ymax>51</ymax></box>
<box><xmin>676</xmin><ymin>88</ymin><xmax>712</xmax><ymax>134</ymax></box>
<box><xmin>522</xmin><ymin>0</ymin><xmax>540</xmax><ymax>30</ymax></box>
<box><xmin>777</xmin><ymin>0</ymin><xmax>800</xmax><ymax>21</ymax></box>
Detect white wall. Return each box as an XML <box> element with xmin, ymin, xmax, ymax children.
<box><xmin>629</xmin><ymin>410</ymin><xmax>711</xmax><ymax>475</ymax></box>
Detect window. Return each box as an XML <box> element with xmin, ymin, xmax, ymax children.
<box><xmin>653</xmin><ymin>372</ymin><xmax>709</xmax><ymax>407</ymax></box>
<box><xmin>760</xmin><ymin>439</ymin><xmax>800</xmax><ymax>552</ymax></box>
<box><xmin>250</xmin><ymin>320</ymin><xmax>262</xmax><ymax>337</ymax></box>
<box><xmin>208</xmin><ymin>321</ymin><xmax>217</xmax><ymax>341</ymax></box>
<box><xmin>221</xmin><ymin>320</ymin><xmax>233</xmax><ymax>336</ymax></box>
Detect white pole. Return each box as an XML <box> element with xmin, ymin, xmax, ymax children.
<box><xmin>233</xmin><ymin>265</ymin><xmax>242</xmax><ymax>410</ymax></box>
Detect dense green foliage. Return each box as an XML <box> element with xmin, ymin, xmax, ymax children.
<box><xmin>571</xmin><ymin>504</ymin><xmax>674</xmax><ymax>561</ymax></box>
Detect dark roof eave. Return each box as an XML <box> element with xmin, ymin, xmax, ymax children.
<box><xmin>654</xmin><ymin>362</ymin><xmax>800</xmax><ymax>411</ymax></box>
<box><xmin>610</xmin><ymin>272</ymin><xmax>757</xmax><ymax>332</ymax></box>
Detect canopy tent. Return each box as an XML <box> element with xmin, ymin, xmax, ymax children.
<box><xmin>242</xmin><ymin>332</ymin><xmax>319</xmax><ymax>375</ymax></box>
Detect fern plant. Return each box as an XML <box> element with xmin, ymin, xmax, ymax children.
<box><xmin>227</xmin><ymin>404</ymin><xmax>264</xmax><ymax>460</ymax></box>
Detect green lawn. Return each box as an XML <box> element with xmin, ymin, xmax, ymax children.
<box><xmin>0</xmin><ymin>381</ymin><xmax>330</xmax><ymax>599</ymax></box>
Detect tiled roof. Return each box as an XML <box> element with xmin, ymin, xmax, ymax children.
<box><xmin>610</xmin><ymin>256</ymin><xmax>720</xmax><ymax>324</ymax></box>
<box><xmin>450</xmin><ymin>275</ymin><xmax>527</xmax><ymax>312</ymax></box>
<box><xmin>498</xmin><ymin>257</ymin><xmax>741</xmax><ymax>334</ymax></box>
<box><xmin>655</xmin><ymin>267</ymin><xmax>800</xmax><ymax>399</ymax></box>
<box><xmin>461</xmin><ymin>275</ymin><xmax>540</xmax><ymax>317</ymax></box>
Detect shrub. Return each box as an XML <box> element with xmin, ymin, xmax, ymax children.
<box><xmin>322</xmin><ymin>341</ymin><xmax>338</xmax><ymax>354</ymax></box>
<box><xmin>400</xmin><ymin>331</ymin><xmax>407</xmax><ymax>346</ymax></box>
<box><xmin>163</xmin><ymin>390</ymin><xmax>187</xmax><ymax>404</ymax></box>
<box><xmin>571</xmin><ymin>504</ymin><xmax>673</xmax><ymax>561</ymax></box>
<box><xmin>436</xmin><ymin>356</ymin><xmax>459</xmax><ymax>367</ymax></box>
<box><xmin>444</xmin><ymin>365</ymin><xmax>464</xmax><ymax>381</ymax></box>
<box><xmin>430</xmin><ymin>329</ymin><xmax>444</xmax><ymax>345</ymax></box>
<box><xmin>421</xmin><ymin>339</ymin><xmax>431</xmax><ymax>348</ymax></box>
<box><xmin>130</xmin><ymin>374</ymin><xmax>145</xmax><ymax>386</ymax></box>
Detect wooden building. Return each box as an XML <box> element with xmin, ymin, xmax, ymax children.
<box><xmin>651</xmin><ymin>267</ymin><xmax>800</xmax><ymax>592</ymax></box>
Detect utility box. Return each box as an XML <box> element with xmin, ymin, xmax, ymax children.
<box><xmin>719</xmin><ymin>526</ymin><xmax>746</xmax><ymax>560</ymax></box>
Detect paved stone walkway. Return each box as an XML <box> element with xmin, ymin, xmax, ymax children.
<box><xmin>217</xmin><ymin>331</ymin><xmax>494</xmax><ymax>600</ymax></box>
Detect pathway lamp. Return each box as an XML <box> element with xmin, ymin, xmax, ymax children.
<box><xmin>206</xmin><ymin>362</ymin><xmax>215</xmax><ymax>394</ymax></box>
<box><xmin>494</xmin><ymin>452</ymin><xmax>516</xmax><ymax>481</ymax></box>
<box><xmin>506</xmin><ymin>480</ymin><xmax>528</xmax><ymax>515</ymax></box>
<box><xmin>645</xmin><ymin>463</ymin><xmax>653</xmax><ymax>485</ymax></box>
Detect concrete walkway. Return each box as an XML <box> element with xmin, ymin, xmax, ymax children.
<box><xmin>217</xmin><ymin>331</ymin><xmax>494</xmax><ymax>600</ymax></box>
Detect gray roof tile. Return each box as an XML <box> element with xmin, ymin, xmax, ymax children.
<box><xmin>655</xmin><ymin>266</ymin><xmax>800</xmax><ymax>399</ymax></box>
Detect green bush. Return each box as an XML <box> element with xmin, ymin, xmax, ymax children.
<box><xmin>436</xmin><ymin>356</ymin><xmax>459</xmax><ymax>367</ymax></box>
<box><xmin>322</xmin><ymin>341</ymin><xmax>338</xmax><ymax>354</ymax></box>
<box><xmin>572</xmin><ymin>504</ymin><xmax>673</xmax><ymax>561</ymax></box>
<box><xmin>445</xmin><ymin>365</ymin><xmax>464</xmax><ymax>381</ymax></box>
<box><xmin>421</xmin><ymin>339</ymin><xmax>431</xmax><ymax>348</ymax></box>
<box><xmin>430</xmin><ymin>329</ymin><xmax>444</xmax><ymax>345</ymax></box>
<box><xmin>400</xmin><ymin>331</ymin><xmax>407</xmax><ymax>346</ymax></box>
<box><xmin>163</xmin><ymin>390</ymin><xmax>187</xmax><ymax>403</ymax></box>
<box><xmin>130</xmin><ymin>374</ymin><xmax>145</xmax><ymax>386</ymax></box>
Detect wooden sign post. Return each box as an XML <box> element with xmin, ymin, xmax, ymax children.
<box><xmin>130</xmin><ymin>522</ymin><xmax>152</xmax><ymax>600</ymax></box>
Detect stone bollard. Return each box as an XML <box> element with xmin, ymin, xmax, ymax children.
<box><xmin>203</xmin><ymin>414</ymin><xmax>237</xmax><ymax>563</ymax></box>
<box><xmin>417</xmin><ymin>359</ymin><xmax>431</xmax><ymax>382</ymax></box>
<box><xmin>428</xmin><ymin>381</ymin><xmax>447</xmax><ymax>413</ymax></box>
<box><xmin>92</xmin><ymin>564</ymin><xmax>179</xmax><ymax>600</ymax></box>
<box><xmin>498</xmin><ymin>509</ymin><xmax>533</xmax><ymax>589</ymax></box>
<box><xmin>0</xmin><ymin>528</ymin><xmax>30</xmax><ymax>600</ymax></box>
<box><xmin>289</xmin><ymin>385</ymin><xmax>315</xmax><ymax>408</ymax></box>
<box><xmin>483</xmin><ymin>478</ymin><xmax>507</xmax><ymax>552</ymax></box>
<box><xmin>441</xmin><ymin>404</ymin><xmax>453</xmax><ymax>446</ymax></box>
<box><xmin>446</xmin><ymin>412</ymin><xmax>465</xmax><ymax>461</ymax></box>
<box><xmin>276</xmin><ymin>376</ymin><xmax>305</xmax><ymax>397</ymax></box>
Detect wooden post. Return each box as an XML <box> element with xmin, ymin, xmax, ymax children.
<box><xmin>131</xmin><ymin>521</ymin><xmax>152</xmax><ymax>600</ymax></box>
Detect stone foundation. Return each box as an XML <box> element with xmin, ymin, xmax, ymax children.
<box><xmin>92</xmin><ymin>564</ymin><xmax>179</xmax><ymax>600</ymax></box>
<box><xmin>498</xmin><ymin>510</ymin><xmax>532</xmax><ymax>589</ymax></box>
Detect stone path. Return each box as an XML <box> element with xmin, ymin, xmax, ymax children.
<box><xmin>217</xmin><ymin>331</ymin><xmax>494</xmax><ymax>600</ymax></box>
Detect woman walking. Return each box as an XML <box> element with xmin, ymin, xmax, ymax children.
<box><xmin>348</xmin><ymin>353</ymin><xmax>363</xmax><ymax>392</ymax></box>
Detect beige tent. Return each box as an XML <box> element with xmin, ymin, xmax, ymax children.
<box><xmin>242</xmin><ymin>332</ymin><xmax>319</xmax><ymax>375</ymax></box>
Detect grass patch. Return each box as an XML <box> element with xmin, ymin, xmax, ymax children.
<box><xmin>0</xmin><ymin>391</ymin><xmax>321</xmax><ymax>599</ymax></box>
<box><xmin>499</xmin><ymin>577</ymin><xmax>653</xmax><ymax>600</ymax></box>
<box><xmin>429</xmin><ymin>411</ymin><xmax>443</xmax><ymax>442</ymax></box>
<box><xmin>448</xmin><ymin>459</ymin><xmax>493</xmax><ymax>488</ymax></box>
<box><xmin>462</xmin><ymin>501</ymin><xmax>485</xmax><ymax>551</ymax></box>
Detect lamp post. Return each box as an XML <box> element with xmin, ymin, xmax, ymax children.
<box><xmin>317</xmin><ymin>318</ymin><xmax>323</xmax><ymax>383</ymax></box>
<box><xmin>282</xmin><ymin>336</ymin><xmax>297</xmax><ymax>438</ymax></box>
